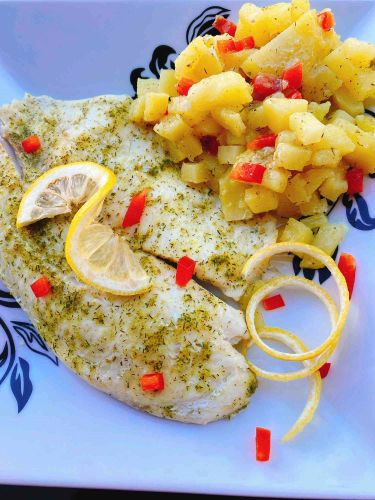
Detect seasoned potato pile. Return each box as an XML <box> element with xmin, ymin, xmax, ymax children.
<box><xmin>130</xmin><ymin>0</ymin><xmax>375</xmax><ymax>266</ymax></box>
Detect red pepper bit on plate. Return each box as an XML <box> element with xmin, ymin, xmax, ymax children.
<box><xmin>22</xmin><ymin>135</ymin><xmax>41</xmax><ymax>154</ymax></box>
<box><xmin>262</xmin><ymin>294</ymin><xmax>285</xmax><ymax>311</ymax></box>
<box><xmin>256</xmin><ymin>427</ymin><xmax>271</xmax><ymax>462</ymax></box>
<box><xmin>317</xmin><ymin>10</ymin><xmax>335</xmax><ymax>31</ymax></box>
<box><xmin>140</xmin><ymin>372</ymin><xmax>164</xmax><ymax>392</ymax></box>
<box><xmin>230</xmin><ymin>162</ymin><xmax>266</xmax><ymax>184</ymax></box>
<box><xmin>319</xmin><ymin>362</ymin><xmax>331</xmax><ymax>379</ymax></box>
<box><xmin>247</xmin><ymin>133</ymin><xmax>277</xmax><ymax>150</ymax></box>
<box><xmin>176</xmin><ymin>78</ymin><xmax>195</xmax><ymax>96</ymax></box>
<box><xmin>30</xmin><ymin>277</ymin><xmax>52</xmax><ymax>298</ymax></box>
<box><xmin>176</xmin><ymin>256</ymin><xmax>196</xmax><ymax>287</ymax></box>
<box><xmin>212</xmin><ymin>15</ymin><xmax>237</xmax><ymax>37</ymax></box>
<box><xmin>122</xmin><ymin>189</ymin><xmax>149</xmax><ymax>228</ymax></box>
<box><xmin>338</xmin><ymin>253</ymin><xmax>356</xmax><ymax>299</ymax></box>
<box><xmin>346</xmin><ymin>168</ymin><xmax>363</xmax><ymax>196</ymax></box>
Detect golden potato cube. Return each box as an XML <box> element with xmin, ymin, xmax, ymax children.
<box><xmin>333</xmin><ymin>86</ymin><xmax>365</xmax><ymax>117</ymax></box>
<box><xmin>276</xmin><ymin>193</ymin><xmax>302</xmax><ymax>218</ymax></box>
<box><xmin>218</xmin><ymin>145</ymin><xmax>245</xmax><ymax>165</ymax></box>
<box><xmin>274</xmin><ymin>143</ymin><xmax>312</xmax><ymax>171</ymax></box>
<box><xmin>159</xmin><ymin>69</ymin><xmax>178</xmax><ymax>97</ymax></box>
<box><xmin>356</xmin><ymin>113</ymin><xmax>375</xmax><ymax>132</ymax></box>
<box><xmin>225</xmin><ymin>131</ymin><xmax>247</xmax><ymax>146</ymax></box>
<box><xmin>219</xmin><ymin>172</ymin><xmax>253</xmax><ymax>221</ymax></box>
<box><xmin>247</xmin><ymin>104</ymin><xmax>268</xmax><ymax>129</ymax></box>
<box><xmin>193</xmin><ymin>115</ymin><xmax>223</xmax><ymax>136</ymax></box>
<box><xmin>308</xmin><ymin>101</ymin><xmax>331</xmax><ymax>122</ymax></box>
<box><xmin>301</xmin><ymin>214</ymin><xmax>328</xmax><ymax>230</ymax></box>
<box><xmin>129</xmin><ymin>96</ymin><xmax>146</xmax><ymax>123</ymax></box>
<box><xmin>263</xmin><ymin>3</ymin><xmax>293</xmax><ymax>39</ymax></box>
<box><xmin>153</xmin><ymin>114</ymin><xmax>191</xmax><ymax>141</ymax></box>
<box><xmin>143</xmin><ymin>92</ymin><xmax>169</xmax><ymax>123</ymax></box>
<box><xmin>291</xmin><ymin>0</ymin><xmax>310</xmax><ymax>21</ymax></box>
<box><xmin>279</xmin><ymin>217</ymin><xmax>314</xmax><ymax>244</ymax></box>
<box><xmin>167</xmin><ymin>134</ymin><xmax>203</xmax><ymax>162</ymax></box>
<box><xmin>181</xmin><ymin>161</ymin><xmax>211</xmax><ymax>184</ymax></box>
<box><xmin>327</xmin><ymin>109</ymin><xmax>355</xmax><ymax>124</ymax></box>
<box><xmin>211</xmin><ymin>108</ymin><xmax>246</xmax><ymax>137</ymax></box>
<box><xmin>219</xmin><ymin>45</ymin><xmax>253</xmax><ymax>71</ymax></box>
<box><xmin>342</xmin><ymin>38</ymin><xmax>375</xmax><ymax>68</ymax></box>
<box><xmin>262</xmin><ymin>168</ymin><xmax>290</xmax><ymax>193</ymax></box>
<box><xmin>137</xmin><ymin>78</ymin><xmax>159</xmax><ymax>96</ymax></box>
<box><xmin>324</xmin><ymin>44</ymin><xmax>359</xmax><ymax>83</ymax></box>
<box><xmin>347</xmin><ymin>69</ymin><xmax>375</xmax><ymax>101</ymax></box>
<box><xmin>263</xmin><ymin>98</ymin><xmax>308</xmax><ymax>133</ymax></box>
<box><xmin>245</xmin><ymin>185</ymin><xmax>279</xmax><ymax>213</ymax></box>
<box><xmin>276</xmin><ymin>130</ymin><xmax>298</xmax><ymax>146</ymax></box>
<box><xmin>235</xmin><ymin>3</ymin><xmax>269</xmax><ymax>47</ymax></box>
<box><xmin>311</xmin><ymin>149</ymin><xmax>341</xmax><ymax>168</ymax></box>
<box><xmin>319</xmin><ymin>169</ymin><xmax>348</xmax><ymax>201</ymax></box>
<box><xmin>313</xmin><ymin>124</ymin><xmax>355</xmax><ymax>155</ymax></box>
<box><xmin>302</xmin><ymin>64</ymin><xmax>342</xmax><ymax>103</ymax></box>
<box><xmin>166</xmin><ymin>141</ymin><xmax>189</xmax><ymax>163</ymax></box>
<box><xmin>174</xmin><ymin>36</ymin><xmax>223</xmax><ymax>82</ymax></box>
<box><xmin>303</xmin><ymin>168</ymin><xmax>332</xmax><ymax>198</ymax></box>
<box><xmin>167</xmin><ymin>96</ymin><xmax>206</xmax><ymax>127</ymax></box>
<box><xmin>285</xmin><ymin>174</ymin><xmax>309</xmax><ymax>203</ymax></box>
<box><xmin>289</xmin><ymin>112</ymin><xmax>325</xmax><ymax>145</ymax></box>
<box><xmin>301</xmin><ymin>223</ymin><xmax>348</xmax><ymax>268</ymax></box>
<box><xmin>299</xmin><ymin>192</ymin><xmax>328</xmax><ymax>217</ymax></box>
<box><xmin>188</xmin><ymin>71</ymin><xmax>252</xmax><ymax>112</ymax></box>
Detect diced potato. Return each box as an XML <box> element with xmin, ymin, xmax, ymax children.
<box><xmin>166</xmin><ymin>141</ymin><xmax>188</xmax><ymax>163</ymax></box>
<box><xmin>211</xmin><ymin>108</ymin><xmax>246</xmax><ymax>137</ymax></box>
<box><xmin>274</xmin><ymin>143</ymin><xmax>312</xmax><ymax>171</ymax></box>
<box><xmin>262</xmin><ymin>167</ymin><xmax>290</xmax><ymax>193</ymax></box>
<box><xmin>319</xmin><ymin>168</ymin><xmax>348</xmax><ymax>201</ymax></box>
<box><xmin>247</xmin><ymin>104</ymin><xmax>268</xmax><ymax>129</ymax></box>
<box><xmin>312</xmin><ymin>124</ymin><xmax>355</xmax><ymax>155</ymax></box>
<box><xmin>308</xmin><ymin>101</ymin><xmax>331</xmax><ymax>122</ymax></box>
<box><xmin>167</xmin><ymin>134</ymin><xmax>203</xmax><ymax>162</ymax></box>
<box><xmin>159</xmin><ymin>69</ymin><xmax>178</xmax><ymax>97</ymax></box>
<box><xmin>137</xmin><ymin>78</ymin><xmax>159</xmax><ymax>97</ymax></box>
<box><xmin>143</xmin><ymin>92</ymin><xmax>169</xmax><ymax>123</ymax></box>
<box><xmin>263</xmin><ymin>3</ymin><xmax>293</xmax><ymax>39</ymax></box>
<box><xmin>276</xmin><ymin>130</ymin><xmax>298</xmax><ymax>146</ymax></box>
<box><xmin>302</xmin><ymin>64</ymin><xmax>342</xmax><ymax>102</ymax></box>
<box><xmin>218</xmin><ymin>145</ymin><xmax>245</xmax><ymax>165</ymax></box>
<box><xmin>311</xmin><ymin>148</ymin><xmax>341</xmax><ymax>168</ymax></box>
<box><xmin>181</xmin><ymin>161</ymin><xmax>211</xmax><ymax>184</ymax></box>
<box><xmin>333</xmin><ymin>86</ymin><xmax>365</xmax><ymax>117</ymax></box>
<box><xmin>188</xmin><ymin>71</ymin><xmax>252</xmax><ymax>112</ymax></box>
<box><xmin>235</xmin><ymin>3</ymin><xmax>266</xmax><ymax>45</ymax></box>
<box><xmin>301</xmin><ymin>214</ymin><xmax>328</xmax><ymax>230</ymax></box>
<box><xmin>203</xmin><ymin>155</ymin><xmax>228</xmax><ymax>192</ymax></box>
<box><xmin>225</xmin><ymin>131</ymin><xmax>247</xmax><ymax>146</ymax></box>
<box><xmin>300</xmin><ymin>223</ymin><xmax>348</xmax><ymax>268</ymax></box>
<box><xmin>279</xmin><ymin>217</ymin><xmax>314</xmax><ymax>244</ymax></box>
<box><xmin>174</xmin><ymin>36</ymin><xmax>223</xmax><ymax>82</ymax></box>
<box><xmin>219</xmin><ymin>41</ymin><xmax>253</xmax><ymax>71</ymax></box>
<box><xmin>303</xmin><ymin>168</ymin><xmax>332</xmax><ymax>198</ymax></box>
<box><xmin>276</xmin><ymin>193</ymin><xmax>302</xmax><ymax>218</ymax></box>
<box><xmin>355</xmin><ymin>113</ymin><xmax>375</xmax><ymax>133</ymax></box>
<box><xmin>299</xmin><ymin>192</ymin><xmax>328</xmax><ymax>217</ymax></box>
<box><xmin>285</xmin><ymin>174</ymin><xmax>309</xmax><ymax>203</ymax></box>
<box><xmin>242</xmin><ymin>10</ymin><xmax>339</xmax><ymax>78</ymax></box>
<box><xmin>153</xmin><ymin>114</ymin><xmax>191</xmax><ymax>141</ymax></box>
<box><xmin>289</xmin><ymin>112</ymin><xmax>325</xmax><ymax>145</ymax></box>
<box><xmin>343</xmin><ymin>38</ymin><xmax>375</xmax><ymax>69</ymax></box>
<box><xmin>129</xmin><ymin>96</ymin><xmax>146</xmax><ymax>123</ymax></box>
<box><xmin>324</xmin><ymin>44</ymin><xmax>359</xmax><ymax>83</ymax></box>
<box><xmin>219</xmin><ymin>171</ymin><xmax>253</xmax><ymax>221</ymax></box>
<box><xmin>291</xmin><ymin>0</ymin><xmax>310</xmax><ymax>21</ymax></box>
<box><xmin>244</xmin><ymin>185</ymin><xmax>279</xmax><ymax>213</ymax></box>
<box><xmin>193</xmin><ymin>115</ymin><xmax>223</xmax><ymax>136</ymax></box>
<box><xmin>327</xmin><ymin>109</ymin><xmax>355</xmax><ymax>123</ymax></box>
<box><xmin>263</xmin><ymin>98</ymin><xmax>308</xmax><ymax>133</ymax></box>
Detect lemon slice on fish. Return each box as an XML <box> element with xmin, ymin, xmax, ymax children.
<box><xmin>17</xmin><ymin>162</ymin><xmax>151</xmax><ymax>296</ymax></box>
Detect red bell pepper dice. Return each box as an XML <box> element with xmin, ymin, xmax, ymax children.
<box><xmin>176</xmin><ymin>256</ymin><xmax>196</xmax><ymax>287</ymax></box>
<box><xmin>346</xmin><ymin>168</ymin><xmax>364</xmax><ymax>196</ymax></box>
<box><xmin>252</xmin><ymin>74</ymin><xmax>282</xmax><ymax>101</ymax></box>
<box><xmin>122</xmin><ymin>189</ymin><xmax>149</xmax><ymax>228</ymax></box>
<box><xmin>317</xmin><ymin>10</ymin><xmax>335</xmax><ymax>30</ymax></box>
<box><xmin>217</xmin><ymin>39</ymin><xmax>236</xmax><ymax>54</ymax></box>
<box><xmin>213</xmin><ymin>15</ymin><xmax>237</xmax><ymax>36</ymax></box>
<box><xmin>319</xmin><ymin>362</ymin><xmax>331</xmax><ymax>379</ymax></box>
<box><xmin>201</xmin><ymin>136</ymin><xmax>219</xmax><ymax>155</ymax></box>
<box><xmin>230</xmin><ymin>162</ymin><xmax>266</xmax><ymax>184</ymax></box>
<box><xmin>338</xmin><ymin>253</ymin><xmax>356</xmax><ymax>299</ymax></box>
<box><xmin>30</xmin><ymin>277</ymin><xmax>52</xmax><ymax>298</ymax></box>
<box><xmin>22</xmin><ymin>135</ymin><xmax>41</xmax><ymax>154</ymax></box>
<box><xmin>247</xmin><ymin>133</ymin><xmax>277</xmax><ymax>150</ymax></box>
<box><xmin>140</xmin><ymin>372</ymin><xmax>164</xmax><ymax>392</ymax></box>
<box><xmin>176</xmin><ymin>78</ymin><xmax>195</xmax><ymax>96</ymax></box>
<box><xmin>262</xmin><ymin>294</ymin><xmax>285</xmax><ymax>311</ymax></box>
<box><xmin>256</xmin><ymin>427</ymin><xmax>271</xmax><ymax>462</ymax></box>
<box><xmin>234</xmin><ymin>36</ymin><xmax>255</xmax><ymax>51</ymax></box>
<box><xmin>282</xmin><ymin>62</ymin><xmax>303</xmax><ymax>90</ymax></box>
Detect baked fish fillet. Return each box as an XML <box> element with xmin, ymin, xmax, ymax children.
<box><xmin>0</xmin><ymin>143</ymin><xmax>256</xmax><ymax>424</ymax></box>
<box><xmin>0</xmin><ymin>94</ymin><xmax>277</xmax><ymax>300</ymax></box>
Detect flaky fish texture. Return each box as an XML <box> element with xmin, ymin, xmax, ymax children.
<box><xmin>0</xmin><ymin>94</ymin><xmax>277</xmax><ymax>423</ymax></box>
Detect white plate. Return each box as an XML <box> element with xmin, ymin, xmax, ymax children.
<box><xmin>0</xmin><ymin>0</ymin><xmax>374</xmax><ymax>497</ymax></box>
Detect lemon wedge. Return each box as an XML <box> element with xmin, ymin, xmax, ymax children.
<box><xmin>17</xmin><ymin>162</ymin><xmax>151</xmax><ymax>296</ymax></box>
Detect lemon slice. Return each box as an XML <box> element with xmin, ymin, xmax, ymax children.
<box><xmin>17</xmin><ymin>162</ymin><xmax>151</xmax><ymax>296</ymax></box>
